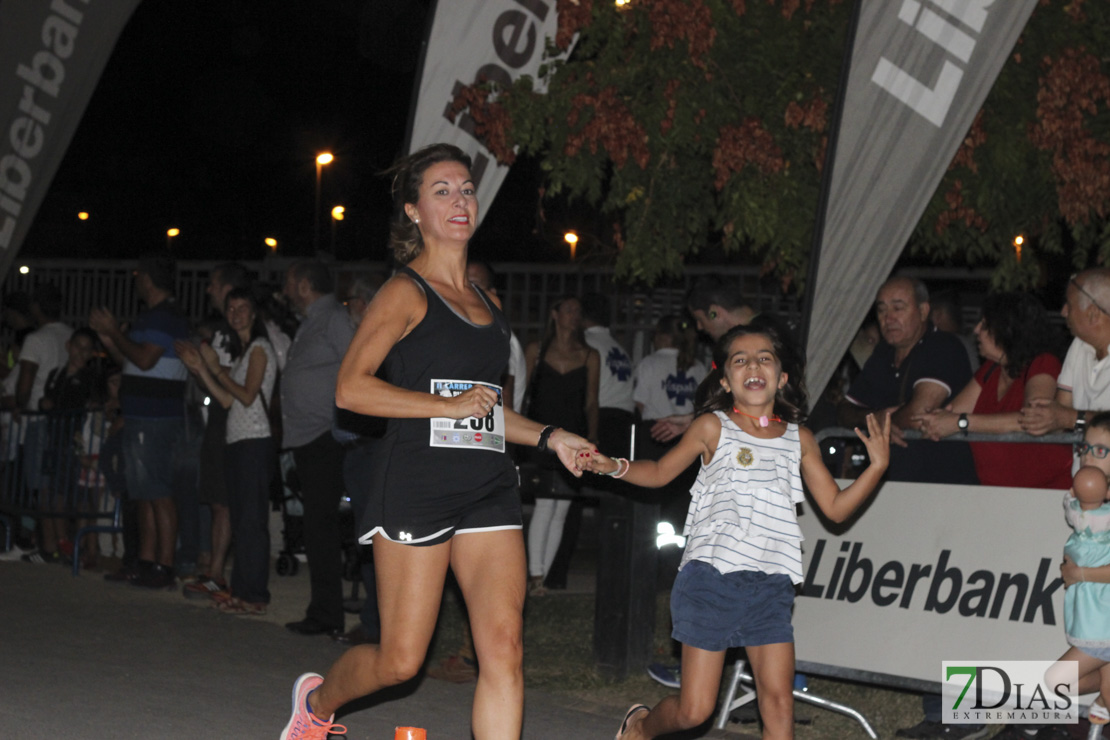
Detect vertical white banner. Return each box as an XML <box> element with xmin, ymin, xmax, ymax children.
<box><xmin>803</xmin><ymin>0</ymin><xmax>1037</xmax><ymax>402</ymax></box>
<box><xmin>0</xmin><ymin>0</ymin><xmax>142</xmax><ymax>281</ymax></box>
<box><xmin>405</xmin><ymin>0</ymin><xmax>563</xmax><ymax>226</ymax></box>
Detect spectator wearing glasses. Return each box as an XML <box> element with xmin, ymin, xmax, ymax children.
<box><xmin>913</xmin><ymin>292</ymin><xmax>1071</xmax><ymax>490</ymax></box>
<box><xmin>1021</xmin><ymin>268</ymin><xmax>1110</xmax><ymax>460</ymax></box>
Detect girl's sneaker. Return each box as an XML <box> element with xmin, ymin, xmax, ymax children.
<box><xmin>280</xmin><ymin>673</ymin><xmax>347</xmax><ymax>740</ymax></box>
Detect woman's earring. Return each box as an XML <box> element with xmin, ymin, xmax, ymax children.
<box><xmin>709</xmin><ymin>310</ymin><xmax>718</xmax><ymax>319</ymax></box>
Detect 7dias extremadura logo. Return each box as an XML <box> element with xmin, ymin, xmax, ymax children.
<box><xmin>942</xmin><ymin>661</ymin><xmax>1079</xmax><ymax>724</ymax></box>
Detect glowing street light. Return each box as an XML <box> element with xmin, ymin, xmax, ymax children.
<box><xmin>564</xmin><ymin>231</ymin><xmax>579</xmax><ymax>261</ymax></box>
<box><xmin>1013</xmin><ymin>234</ymin><xmax>1024</xmax><ymax>263</ymax></box>
<box><xmin>315</xmin><ymin>152</ymin><xmax>334</xmax><ymax>254</ymax></box>
<box><xmin>19</xmin><ymin>265</ymin><xmax>29</xmax><ymax>275</ymax></box>
<box><xmin>166</xmin><ymin>227</ymin><xmax>180</xmax><ymax>251</ymax></box>
<box><xmin>265</xmin><ymin>237</ymin><xmax>278</xmax><ymax>251</ymax></box>
<box><xmin>331</xmin><ymin>205</ymin><xmax>345</xmax><ymax>254</ymax></box>
<box><xmin>77</xmin><ymin>211</ymin><xmax>89</xmax><ymax>221</ymax></box>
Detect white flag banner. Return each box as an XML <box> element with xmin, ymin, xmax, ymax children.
<box><xmin>406</xmin><ymin>0</ymin><xmax>565</xmax><ymax>226</ymax></box>
<box><xmin>0</xmin><ymin>0</ymin><xmax>141</xmax><ymax>281</ymax></box>
<box><xmin>804</xmin><ymin>0</ymin><xmax>1037</xmax><ymax>403</ymax></box>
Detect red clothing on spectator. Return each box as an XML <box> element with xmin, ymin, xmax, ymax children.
<box><xmin>970</xmin><ymin>354</ymin><xmax>1071</xmax><ymax>489</ymax></box>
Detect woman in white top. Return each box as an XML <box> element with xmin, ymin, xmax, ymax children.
<box><xmin>180</xmin><ymin>287</ymin><xmax>277</xmax><ymax>616</ymax></box>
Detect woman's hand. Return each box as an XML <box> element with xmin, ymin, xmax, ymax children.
<box><xmin>911</xmin><ymin>407</ymin><xmax>957</xmax><ymax>441</ymax></box>
<box><xmin>173</xmin><ymin>340</ymin><xmax>204</xmax><ymax>375</ymax></box>
<box><xmin>440</xmin><ymin>385</ymin><xmax>500</xmax><ymax>420</ymax></box>
<box><xmin>578</xmin><ymin>448</ymin><xmax>619</xmax><ymax>476</ymax></box>
<box><xmin>856</xmin><ymin>412</ymin><xmax>891</xmax><ymax>471</ymax></box>
<box><xmin>548</xmin><ymin>428</ymin><xmax>595</xmax><ymax>478</ymax></box>
<box><xmin>198</xmin><ymin>343</ymin><xmax>222</xmax><ymax>374</ymax></box>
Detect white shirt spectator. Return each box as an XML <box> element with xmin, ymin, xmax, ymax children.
<box><xmin>584</xmin><ymin>325</ymin><xmax>634</xmax><ymax>412</ymax></box>
<box><xmin>20</xmin><ymin>321</ymin><xmax>72</xmax><ymax>410</ymax></box>
<box><xmin>633</xmin><ymin>347</ymin><xmax>708</xmax><ymax>420</ymax></box>
<box><xmin>226</xmin><ymin>337</ymin><xmax>278</xmax><ymax>444</ymax></box>
<box><xmin>1057</xmin><ymin>336</ymin><xmax>1110</xmax><ymax>418</ymax></box>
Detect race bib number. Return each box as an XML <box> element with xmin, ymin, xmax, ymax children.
<box><xmin>429</xmin><ymin>379</ymin><xmax>505</xmax><ymax>453</ymax></box>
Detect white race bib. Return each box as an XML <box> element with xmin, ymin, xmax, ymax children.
<box><xmin>429</xmin><ymin>379</ymin><xmax>505</xmax><ymax>453</ymax></box>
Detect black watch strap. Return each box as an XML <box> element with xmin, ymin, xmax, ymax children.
<box><xmin>537</xmin><ymin>425</ymin><xmax>557</xmax><ymax>452</ymax></box>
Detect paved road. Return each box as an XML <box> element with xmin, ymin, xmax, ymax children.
<box><xmin>0</xmin><ymin>560</ymin><xmax>745</xmax><ymax>739</ymax></box>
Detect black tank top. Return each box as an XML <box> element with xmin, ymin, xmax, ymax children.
<box><xmin>369</xmin><ymin>265</ymin><xmax>516</xmax><ymax>499</ymax></box>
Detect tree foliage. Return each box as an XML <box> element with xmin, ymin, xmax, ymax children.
<box><xmin>452</xmin><ymin>0</ymin><xmax>1110</xmax><ymax>290</ymax></box>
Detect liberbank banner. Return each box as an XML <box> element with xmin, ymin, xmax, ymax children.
<box><xmin>794</xmin><ymin>480</ymin><xmax>1073</xmax><ymax>692</ymax></box>
<box><xmin>0</xmin><ymin>0</ymin><xmax>140</xmax><ymax>281</ymax></box>
<box><xmin>803</xmin><ymin>0</ymin><xmax>1037</xmax><ymax>404</ymax></box>
<box><xmin>405</xmin><ymin>0</ymin><xmax>564</xmax><ymax>227</ymax></box>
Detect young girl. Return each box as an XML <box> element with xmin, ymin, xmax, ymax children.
<box><xmin>581</xmin><ymin>320</ymin><xmax>890</xmax><ymax>740</ymax></box>
<box><xmin>1052</xmin><ymin>412</ymin><xmax>1110</xmax><ymax>724</ymax></box>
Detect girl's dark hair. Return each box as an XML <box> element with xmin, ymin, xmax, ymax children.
<box><xmin>223</xmin><ymin>287</ymin><xmax>267</xmax><ymax>361</ymax></box>
<box><xmin>384</xmin><ymin>143</ymin><xmax>473</xmax><ymax>264</ymax></box>
<box><xmin>980</xmin><ymin>292</ymin><xmax>1058</xmax><ymax>377</ymax></box>
<box><xmin>696</xmin><ymin>315</ymin><xmax>808</xmax><ymax>423</ymax></box>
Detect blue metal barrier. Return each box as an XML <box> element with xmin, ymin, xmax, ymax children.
<box><xmin>0</xmin><ymin>408</ymin><xmax>122</xmax><ymax>574</ymax></box>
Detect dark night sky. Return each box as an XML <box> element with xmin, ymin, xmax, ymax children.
<box><xmin>22</xmin><ymin>0</ymin><xmax>561</xmax><ymax>264</ymax></box>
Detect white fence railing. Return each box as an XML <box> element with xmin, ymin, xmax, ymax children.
<box><xmin>2</xmin><ymin>258</ymin><xmax>996</xmax><ymax>362</ymax></box>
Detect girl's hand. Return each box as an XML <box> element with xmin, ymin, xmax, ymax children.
<box><xmin>440</xmin><ymin>385</ymin><xmax>500</xmax><ymax>420</ymax></box>
<box><xmin>856</xmin><ymin>412</ymin><xmax>891</xmax><ymax>470</ymax></box>
<box><xmin>578</xmin><ymin>448</ymin><xmax>619</xmax><ymax>476</ymax></box>
<box><xmin>1061</xmin><ymin>555</ymin><xmax>1082</xmax><ymax>587</ymax></box>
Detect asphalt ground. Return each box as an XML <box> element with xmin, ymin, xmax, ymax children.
<box><xmin>0</xmin><ymin>552</ymin><xmax>747</xmax><ymax>739</ymax></box>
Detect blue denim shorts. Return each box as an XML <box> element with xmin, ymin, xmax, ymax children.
<box><xmin>671</xmin><ymin>559</ymin><xmax>795</xmax><ymax>651</ymax></box>
<box><xmin>122</xmin><ymin>418</ymin><xmax>183</xmax><ymax>501</ymax></box>
<box><xmin>1078</xmin><ymin>645</ymin><xmax>1110</xmax><ymax>662</ymax></box>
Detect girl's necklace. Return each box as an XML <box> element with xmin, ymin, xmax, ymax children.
<box><xmin>733</xmin><ymin>407</ymin><xmax>782</xmax><ymax>428</ymax></box>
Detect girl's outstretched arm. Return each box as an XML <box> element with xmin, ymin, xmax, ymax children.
<box><xmin>581</xmin><ymin>412</ymin><xmax>719</xmax><ymax>488</ymax></box>
<box><xmin>801</xmin><ymin>412</ymin><xmax>890</xmax><ymax>523</ymax></box>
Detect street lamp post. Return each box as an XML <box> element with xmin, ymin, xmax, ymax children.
<box><xmin>166</xmin><ymin>227</ymin><xmax>180</xmax><ymax>252</ymax></box>
<box><xmin>314</xmin><ymin>152</ymin><xmax>333</xmax><ymax>254</ymax></box>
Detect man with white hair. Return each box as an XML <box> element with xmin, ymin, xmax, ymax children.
<box><xmin>1021</xmin><ymin>268</ymin><xmax>1110</xmax><ymax>438</ymax></box>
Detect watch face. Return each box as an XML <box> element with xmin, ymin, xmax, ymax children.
<box><xmin>958</xmin><ymin>417</ymin><xmax>969</xmax><ymax>429</ymax></box>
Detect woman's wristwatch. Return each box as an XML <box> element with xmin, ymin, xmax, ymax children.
<box><xmin>957</xmin><ymin>413</ymin><xmax>969</xmax><ymax>436</ymax></box>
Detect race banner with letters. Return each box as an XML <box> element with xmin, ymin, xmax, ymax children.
<box><xmin>430</xmin><ymin>379</ymin><xmax>505</xmax><ymax>453</ymax></box>
<box><xmin>404</xmin><ymin>0</ymin><xmax>567</xmax><ymax>227</ymax></box>
<box><xmin>794</xmin><ymin>479</ymin><xmax>1081</xmax><ymax>698</ymax></box>
<box><xmin>0</xmin><ymin>0</ymin><xmax>141</xmax><ymax>282</ymax></box>
<box><xmin>803</xmin><ymin>0</ymin><xmax>1038</xmax><ymax>404</ymax></box>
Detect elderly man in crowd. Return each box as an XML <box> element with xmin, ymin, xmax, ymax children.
<box><xmin>838</xmin><ymin>276</ymin><xmax>978</xmax><ymax>484</ymax></box>
<box><xmin>1021</xmin><ymin>267</ymin><xmax>1110</xmax><ymax>444</ymax></box>
<box><xmin>838</xmin><ymin>275</ymin><xmax>980</xmax><ymax>740</ymax></box>
<box><xmin>281</xmin><ymin>261</ymin><xmax>355</xmax><ymax>638</ymax></box>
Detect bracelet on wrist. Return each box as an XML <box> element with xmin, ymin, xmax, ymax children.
<box><xmin>604</xmin><ymin>457</ymin><xmax>631</xmax><ymax>479</ymax></box>
<box><xmin>537</xmin><ymin>425</ymin><xmax>558</xmax><ymax>452</ymax></box>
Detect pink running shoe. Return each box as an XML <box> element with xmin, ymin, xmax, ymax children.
<box><xmin>280</xmin><ymin>673</ymin><xmax>348</xmax><ymax>740</ymax></box>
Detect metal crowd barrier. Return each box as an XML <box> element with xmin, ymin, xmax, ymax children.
<box><xmin>0</xmin><ymin>408</ymin><xmax>121</xmax><ymax>575</ymax></box>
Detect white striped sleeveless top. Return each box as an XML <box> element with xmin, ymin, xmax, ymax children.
<box><xmin>679</xmin><ymin>411</ymin><xmax>805</xmax><ymax>583</ymax></box>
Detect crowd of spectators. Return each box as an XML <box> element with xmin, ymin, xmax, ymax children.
<box><xmin>1</xmin><ymin>259</ymin><xmax>1106</xmax><ymax>735</ymax></box>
